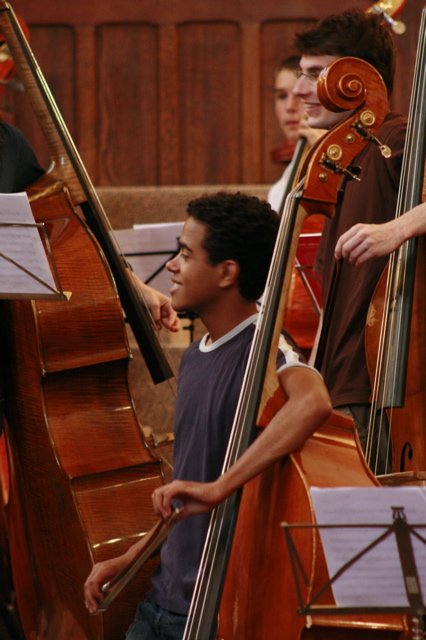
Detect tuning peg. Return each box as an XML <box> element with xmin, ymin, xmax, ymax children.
<box><xmin>371</xmin><ymin>4</ymin><xmax>407</xmax><ymax>34</ymax></box>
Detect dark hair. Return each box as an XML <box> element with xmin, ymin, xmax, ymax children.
<box><xmin>275</xmin><ymin>55</ymin><xmax>301</xmax><ymax>76</ymax></box>
<box><xmin>293</xmin><ymin>8</ymin><xmax>396</xmax><ymax>97</ymax></box>
<box><xmin>187</xmin><ymin>192</ymin><xmax>279</xmax><ymax>301</ymax></box>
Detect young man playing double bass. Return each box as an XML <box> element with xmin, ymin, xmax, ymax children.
<box><xmin>292</xmin><ymin>8</ymin><xmax>410</xmax><ymax>473</ymax></box>
<box><xmin>84</xmin><ymin>191</ymin><xmax>331</xmax><ymax>640</ymax></box>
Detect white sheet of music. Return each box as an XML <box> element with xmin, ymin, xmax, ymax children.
<box><xmin>310</xmin><ymin>486</ymin><xmax>426</xmax><ymax>607</ymax></box>
<box><xmin>0</xmin><ymin>192</ymin><xmax>57</xmax><ymax>298</ymax></box>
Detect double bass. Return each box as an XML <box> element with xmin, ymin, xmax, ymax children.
<box><xmin>365</xmin><ymin>7</ymin><xmax>426</xmax><ymax>480</ymax></box>
<box><xmin>0</xmin><ymin>3</ymin><xmax>174</xmax><ymax>638</ymax></box>
<box><xmin>183</xmin><ymin>57</ymin><xmax>408</xmax><ymax>640</ymax></box>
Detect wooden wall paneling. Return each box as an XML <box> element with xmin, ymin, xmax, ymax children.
<box><xmin>158</xmin><ymin>24</ymin><xmax>180</xmax><ymax>185</ymax></box>
<box><xmin>74</xmin><ymin>25</ymin><xmax>98</xmax><ymax>180</ymax></box>
<box><xmin>240</xmin><ymin>22</ymin><xmax>261</xmax><ymax>184</ymax></box>
<box><xmin>260</xmin><ymin>18</ymin><xmax>316</xmax><ymax>185</ymax></box>
<box><xmin>178</xmin><ymin>21</ymin><xmax>241</xmax><ymax>184</ymax></box>
<box><xmin>390</xmin><ymin>0</ymin><xmax>425</xmax><ymax>118</ymax></box>
<box><xmin>14</xmin><ymin>24</ymin><xmax>77</xmax><ymax>173</ymax></box>
<box><xmin>5</xmin><ymin>0</ymin><xmax>377</xmax><ymax>26</ymax></box>
<box><xmin>2</xmin><ymin>0</ymin><xmax>422</xmax><ymax>188</ymax></box>
<box><xmin>96</xmin><ymin>23</ymin><xmax>159</xmax><ymax>186</ymax></box>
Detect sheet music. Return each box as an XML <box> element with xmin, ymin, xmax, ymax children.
<box><xmin>310</xmin><ymin>486</ymin><xmax>426</xmax><ymax>607</ymax></box>
<box><xmin>0</xmin><ymin>192</ymin><xmax>57</xmax><ymax>297</ymax></box>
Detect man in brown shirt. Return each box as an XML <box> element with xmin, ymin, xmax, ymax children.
<box><xmin>292</xmin><ymin>8</ymin><xmax>408</xmax><ymax>473</ymax></box>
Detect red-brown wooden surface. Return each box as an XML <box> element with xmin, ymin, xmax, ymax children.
<box><xmin>1</xmin><ymin>0</ymin><xmax>421</xmax><ymax>187</ymax></box>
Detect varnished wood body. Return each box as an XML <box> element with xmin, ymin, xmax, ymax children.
<box><xmin>218</xmin><ymin>412</ymin><xmax>408</xmax><ymax>640</ymax></box>
<box><xmin>364</xmin><ymin>10</ymin><xmax>426</xmax><ymax>478</ymax></box>
<box><xmin>366</xmin><ymin>236</ymin><xmax>426</xmax><ymax>475</ymax></box>
<box><xmin>2</xmin><ymin>180</ymin><xmax>164</xmax><ymax>639</ymax></box>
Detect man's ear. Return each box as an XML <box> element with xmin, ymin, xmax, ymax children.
<box><xmin>218</xmin><ymin>260</ymin><xmax>240</xmax><ymax>289</ymax></box>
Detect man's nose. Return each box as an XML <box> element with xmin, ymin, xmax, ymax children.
<box><xmin>166</xmin><ymin>256</ymin><xmax>178</xmax><ymax>272</ymax></box>
<box><xmin>293</xmin><ymin>76</ymin><xmax>308</xmax><ymax>96</ymax></box>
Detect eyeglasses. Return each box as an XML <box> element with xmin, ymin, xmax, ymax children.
<box><xmin>293</xmin><ymin>69</ymin><xmax>322</xmax><ymax>84</ymax></box>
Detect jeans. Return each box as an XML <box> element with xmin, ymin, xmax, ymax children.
<box><xmin>125</xmin><ymin>600</ymin><xmax>187</xmax><ymax>640</ymax></box>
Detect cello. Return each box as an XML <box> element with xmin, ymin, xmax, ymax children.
<box><xmin>182</xmin><ymin>57</ymin><xmax>408</xmax><ymax>640</ymax></box>
<box><xmin>0</xmin><ymin>3</ymin><xmax>174</xmax><ymax>638</ymax></box>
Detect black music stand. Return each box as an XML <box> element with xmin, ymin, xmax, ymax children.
<box><xmin>282</xmin><ymin>506</ymin><xmax>426</xmax><ymax>639</ymax></box>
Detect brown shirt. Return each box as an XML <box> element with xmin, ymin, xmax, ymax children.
<box><xmin>315</xmin><ymin>112</ymin><xmax>407</xmax><ymax>407</ymax></box>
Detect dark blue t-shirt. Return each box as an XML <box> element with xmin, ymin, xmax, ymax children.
<box><xmin>149</xmin><ymin>313</ymin><xmax>309</xmax><ymax>614</ymax></box>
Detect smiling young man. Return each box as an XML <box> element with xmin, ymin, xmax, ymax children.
<box><xmin>292</xmin><ymin>8</ymin><xmax>407</xmax><ymax>473</ymax></box>
<box><xmin>293</xmin><ymin>9</ymin><xmax>426</xmax><ymax>269</ymax></box>
<box><xmin>84</xmin><ymin>192</ymin><xmax>331</xmax><ymax>640</ymax></box>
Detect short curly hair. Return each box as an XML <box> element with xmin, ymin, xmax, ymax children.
<box><xmin>187</xmin><ymin>192</ymin><xmax>279</xmax><ymax>302</ymax></box>
<box><xmin>293</xmin><ymin>8</ymin><xmax>396</xmax><ymax>97</ymax></box>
